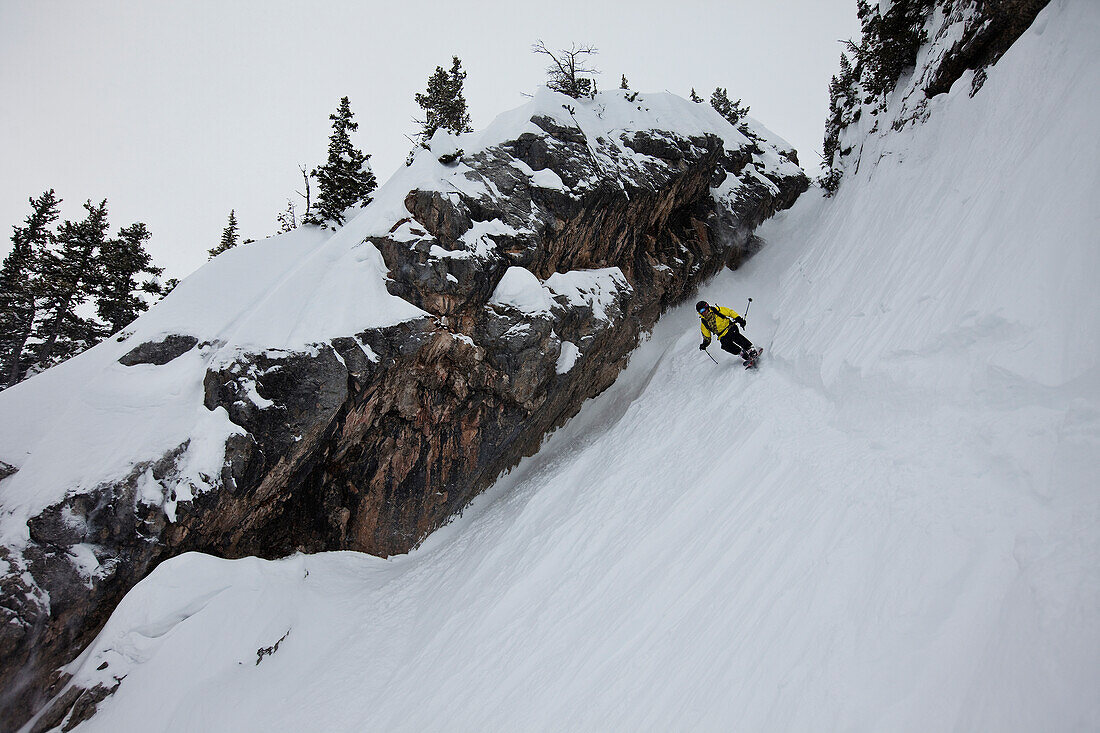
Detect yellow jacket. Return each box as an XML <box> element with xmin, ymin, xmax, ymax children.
<box><xmin>700</xmin><ymin>305</ymin><xmax>742</xmax><ymax>342</ymax></box>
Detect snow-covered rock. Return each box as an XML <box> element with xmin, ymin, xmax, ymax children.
<box><xmin>0</xmin><ymin>88</ymin><xmax>806</xmax><ymax>728</ymax></box>
<box><xmin>490</xmin><ymin>267</ymin><xmax>554</xmax><ymax>315</ymax></box>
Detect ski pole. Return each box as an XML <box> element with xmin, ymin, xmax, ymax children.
<box><xmin>703</xmin><ymin>348</ymin><xmax>719</xmax><ymax>364</ymax></box>
<box><xmin>744</xmin><ymin>297</ymin><xmax>752</xmax><ymax>319</ymax></box>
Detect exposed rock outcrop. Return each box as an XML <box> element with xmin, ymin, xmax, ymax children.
<box><xmin>922</xmin><ymin>0</ymin><xmax>1052</xmax><ymax>98</ymax></box>
<box><xmin>891</xmin><ymin>0</ymin><xmax>1053</xmax><ymax>126</ymax></box>
<box><xmin>823</xmin><ymin>0</ymin><xmax>1051</xmax><ymax>192</ymax></box>
<box><xmin>0</xmin><ymin>91</ymin><xmax>806</xmax><ymax>730</ymax></box>
<box><xmin>117</xmin><ymin>335</ymin><xmax>198</xmax><ymax>366</ymax></box>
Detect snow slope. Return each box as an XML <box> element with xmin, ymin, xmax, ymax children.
<box><xmin>36</xmin><ymin>1</ymin><xmax>1100</xmax><ymax>730</ymax></box>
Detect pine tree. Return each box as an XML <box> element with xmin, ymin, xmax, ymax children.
<box><xmin>710</xmin><ymin>87</ymin><xmax>750</xmax><ymax>126</ymax></box>
<box><xmin>856</xmin><ymin>0</ymin><xmax>933</xmax><ymax>100</ymax></box>
<box><xmin>822</xmin><ymin>51</ymin><xmax>861</xmax><ymax>191</ymax></box>
<box><xmin>33</xmin><ymin>199</ymin><xmax>110</xmax><ymax>370</ymax></box>
<box><xmin>820</xmin><ymin>0</ymin><xmax>930</xmax><ymax>196</ymax></box>
<box><xmin>689</xmin><ymin>88</ymin><xmax>704</xmax><ymax>103</ymax></box>
<box><xmin>413</xmin><ymin>56</ymin><xmax>473</xmax><ymax>148</ymax></box>
<box><xmin>824</xmin><ymin>55</ymin><xmax>850</xmax><ymax>165</ymax></box>
<box><xmin>96</xmin><ymin>222</ymin><xmax>163</xmax><ymax>335</ymax></box>
<box><xmin>304</xmin><ymin>97</ymin><xmax>377</xmax><ymax>227</ymax></box>
<box><xmin>0</xmin><ymin>190</ymin><xmax>60</xmax><ymax>386</ymax></box>
<box><xmin>619</xmin><ymin>74</ymin><xmax>640</xmax><ymax>102</ymax></box>
<box><xmin>208</xmin><ymin>210</ymin><xmax>240</xmax><ymax>258</ymax></box>
<box><xmin>823</xmin><ymin>71</ymin><xmax>843</xmax><ymax>192</ymax></box>
<box><xmin>839</xmin><ymin>51</ymin><xmax>857</xmax><ymax>96</ymax></box>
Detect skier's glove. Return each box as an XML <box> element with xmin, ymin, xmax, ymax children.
<box><xmin>699</xmin><ymin>340</ymin><xmax>710</xmax><ymax>350</ymax></box>
<box><xmin>733</xmin><ymin>316</ymin><xmax>746</xmax><ymax>327</ymax></box>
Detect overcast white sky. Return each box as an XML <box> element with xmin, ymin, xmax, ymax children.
<box><xmin>1</xmin><ymin>1</ymin><xmax>860</xmax><ymax>280</ymax></box>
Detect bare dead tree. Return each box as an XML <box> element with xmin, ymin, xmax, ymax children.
<box><xmin>532</xmin><ymin>40</ymin><xmax>599</xmax><ymax>99</ymax></box>
<box><xmin>295</xmin><ymin>164</ymin><xmax>312</xmax><ymax>222</ymax></box>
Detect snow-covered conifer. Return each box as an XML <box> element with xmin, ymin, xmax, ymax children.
<box><xmin>414</xmin><ymin>56</ymin><xmax>473</xmax><ymax>149</ymax></box>
<box><xmin>276</xmin><ymin>200</ymin><xmax>297</xmax><ymax>234</ymax></box>
<box><xmin>305</xmin><ymin>97</ymin><xmax>377</xmax><ymax>227</ymax></box>
<box><xmin>856</xmin><ymin>0</ymin><xmax>933</xmax><ymax>100</ymax></box>
<box><xmin>821</xmin><ymin>0</ymin><xmax>931</xmax><ymax>194</ymax></box>
<box><xmin>822</xmin><ymin>51</ymin><xmax>861</xmax><ymax>195</ymax></box>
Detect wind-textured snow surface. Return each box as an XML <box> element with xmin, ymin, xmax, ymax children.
<box><xmin>38</xmin><ymin>1</ymin><xmax>1100</xmax><ymax>730</ymax></box>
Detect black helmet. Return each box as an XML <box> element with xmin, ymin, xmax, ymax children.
<box><xmin>695</xmin><ymin>300</ymin><xmax>709</xmax><ymax>314</ymax></box>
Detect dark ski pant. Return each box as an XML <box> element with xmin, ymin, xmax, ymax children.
<box><xmin>719</xmin><ymin>327</ymin><xmax>753</xmax><ymax>356</ymax></box>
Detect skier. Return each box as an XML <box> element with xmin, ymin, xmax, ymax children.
<box><xmin>696</xmin><ymin>300</ymin><xmax>759</xmax><ymax>367</ymax></box>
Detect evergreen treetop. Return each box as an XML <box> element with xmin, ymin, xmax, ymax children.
<box><xmin>414</xmin><ymin>56</ymin><xmax>473</xmax><ymax>148</ymax></box>
<box><xmin>1</xmin><ymin>191</ymin><xmax>170</xmax><ymax>387</ymax></box>
<box><xmin>710</xmin><ymin>87</ymin><xmax>750</xmax><ymax>126</ymax></box>
<box><xmin>97</xmin><ymin>221</ymin><xmax>163</xmax><ymax>335</ymax></box>
<box><xmin>33</xmin><ymin>199</ymin><xmax>110</xmax><ymax>368</ymax></box>
<box><xmin>0</xmin><ymin>190</ymin><xmax>60</xmax><ymax>385</ymax></box>
<box><xmin>305</xmin><ymin>97</ymin><xmax>377</xmax><ymax>227</ymax></box>
<box><xmin>208</xmin><ymin>209</ymin><xmax>240</xmax><ymax>258</ymax></box>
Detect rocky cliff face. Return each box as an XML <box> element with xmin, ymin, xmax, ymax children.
<box><xmin>829</xmin><ymin>0</ymin><xmax>1051</xmax><ymax>183</ymax></box>
<box><xmin>0</xmin><ymin>90</ymin><xmax>806</xmax><ymax>730</ymax></box>
<box><xmin>920</xmin><ymin>0</ymin><xmax>1051</xmax><ymax>99</ymax></box>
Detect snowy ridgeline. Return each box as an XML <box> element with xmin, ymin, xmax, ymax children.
<box><xmin>0</xmin><ymin>87</ymin><xmax>799</xmax><ymax>552</ymax></box>
<box><xmin>33</xmin><ymin>1</ymin><xmax>1100</xmax><ymax>731</ymax></box>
